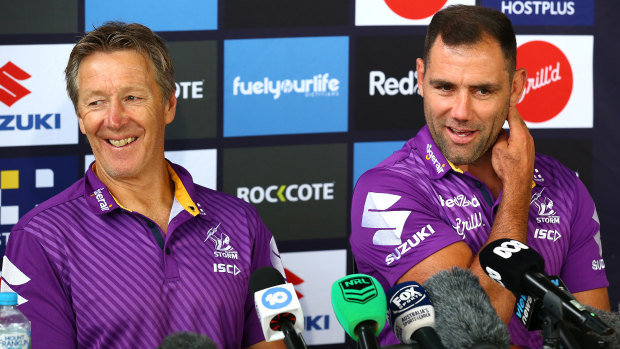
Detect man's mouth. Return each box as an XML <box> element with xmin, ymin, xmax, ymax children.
<box><xmin>108</xmin><ymin>137</ymin><xmax>137</xmax><ymax>147</ymax></box>
<box><xmin>449</xmin><ymin>127</ymin><xmax>474</xmax><ymax>137</ymax></box>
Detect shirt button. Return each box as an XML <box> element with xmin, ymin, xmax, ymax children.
<box><xmin>165</xmin><ymin>248</ymin><xmax>171</xmax><ymax>255</ymax></box>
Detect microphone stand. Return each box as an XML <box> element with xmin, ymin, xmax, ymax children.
<box><xmin>541</xmin><ymin>292</ymin><xmax>581</xmax><ymax>349</ymax></box>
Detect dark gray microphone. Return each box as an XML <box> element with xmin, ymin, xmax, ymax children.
<box><xmin>423</xmin><ymin>267</ymin><xmax>510</xmax><ymax>349</ymax></box>
<box><xmin>158</xmin><ymin>331</ymin><xmax>219</xmax><ymax>349</ymax></box>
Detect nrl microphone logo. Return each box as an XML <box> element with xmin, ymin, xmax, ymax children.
<box><xmin>338</xmin><ymin>276</ymin><xmax>378</xmax><ymax>304</ymax></box>
<box><xmin>204</xmin><ymin>223</ymin><xmax>238</xmax><ymax>259</ymax></box>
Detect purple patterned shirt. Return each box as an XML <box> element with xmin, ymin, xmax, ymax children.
<box><xmin>350</xmin><ymin>126</ymin><xmax>608</xmax><ymax>348</ymax></box>
<box><xmin>2</xmin><ymin>161</ymin><xmax>283</xmax><ymax>349</ymax></box>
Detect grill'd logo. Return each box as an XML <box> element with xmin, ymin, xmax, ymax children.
<box><xmin>384</xmin><ymin>0</ymin><xmax>447</xmax><ymax>19</ymax></box>
<box><xmin>517</xmin><ymin>40</ymin><xmax>573</xmax><ymax>123</ymax></box>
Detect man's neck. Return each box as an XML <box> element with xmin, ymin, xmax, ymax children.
<box><xmin>94</xmin><ymin>162</ymin><xmax>175</xmax><ymax>232</ymax></box>
<box><xmin>457</xmin><ymin>153</ymin><xmax>503</xmax><ymax>200</ymax></box>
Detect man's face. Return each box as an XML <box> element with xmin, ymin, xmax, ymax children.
<box><xmin>417</xmin><ymin>35</ymin><xmax>513</xmax><ymax>166</ymax></box>
<box><xmin>76</xmin><ymin>50</ymin><xmax>176</xmax><ymax>181</ymax></box>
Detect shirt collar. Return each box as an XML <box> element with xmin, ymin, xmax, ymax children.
<box><xmin>413</xmin><ymin>125</ymin><xmax>455</xmax><ymax>180</ymax></box>
<box><xmin>84</xmin><ymin>160</ymin><xmax>205</xmax><ymax>216</ymax></box>
<box><xmin>413</xmin><ymin>125</ymin><xmax>541</xmax><ymax>188</ymax></box>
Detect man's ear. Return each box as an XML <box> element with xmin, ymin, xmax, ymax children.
<box><xmin>510</xmin><ymin>68</ymin><xmax>527</xmax><ymax>107</ymax></box>
<box><xmin>164</xmin><ymin>93</ymin><xmax>177</xmax><ymax>125</ymax></box>
<box><xmin>78</xmin><ymin>114</ymin><xmax>86</xmax><ymax>134</ymax></box>
<box><xmin>416</xmin><ymin>58</ymin><xmax>425</xmax><ymax>98</ymax></box>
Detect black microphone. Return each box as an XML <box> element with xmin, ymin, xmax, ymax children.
<box><xmin>479</xmin><ymin>239</ymin><xmax>613</xmax><ymax>337</ymax></box>
<box><xmin>386</xmin><ymin>281</ymin><xmax>445</xmax><ymax>348</ymax></box>
<box><xmin>423</xmin><ymin>267</ymin><xmax>511</xmax><ymax>349</ymax></box>
<box><xmin>158</xmin><ymin>331</ymin><xmax>219</xmax><ymax>349</ymax></box>
<box><xmin>249</xmin><ymin>266</ymin><xmax>306</xmax><ymax>349</ymax></box>
<box><xmin>577</xmin><ymin>305</ymin><xmax>620</xmax><ymax>349</ymax></box>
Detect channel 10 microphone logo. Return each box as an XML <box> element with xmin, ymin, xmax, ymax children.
<box><xmin>261</xmin><ymin>286</ymin><xmax>293</xmax><ymax>310</ymax></box>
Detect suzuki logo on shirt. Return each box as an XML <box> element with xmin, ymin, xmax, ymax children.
<box><xmin>0</xmin><ymin>62</ymin><xmax>31</xmax><ymax>107</ymax></box>
<box><xmin>439</xmin><ymin>194</ymin><xmax>480</xmax><ymax>208</ymax></box>
<box><xmin>204</xmin><ymin>223</ymin><xmax>239</xmax><ymax>259</ymax></box>
<box><xmin>385</xmin><ymin>224</ymin><xmax>436</xmax><ymax>266</ymax></box>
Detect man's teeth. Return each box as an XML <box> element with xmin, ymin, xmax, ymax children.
<box><xmin>450</xmin><ymin>128</ymin><xmax>473</xmax><ymax>137</ymax></box>
<box><xmin>108</xmin><ymin>137</ymin><xmax>136</xmax><ymax>147</ymax></box>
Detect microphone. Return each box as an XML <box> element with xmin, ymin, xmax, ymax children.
<box><xmin>423</xmin><ymin>267</ymin><xmax>511</xmax><ymax>349</ymax></box>
<box><xmin>479</xmin><ymin>239</ymin><xmax>613</xmax><ymax>336</ymax></box>
<box><xmin>331</xmin><ymin>274</ymin><xmax>386</xmax><ymax>349</ymax></box>
<box><xmin>386</xmin><ymin>281</ymin><xmax>445</xmax><ymax>348</ymax></box>
<box><xmin>158</xmin><ymin>331</ymin><xmax>218</xmax><ymax>349</ymax></box>
<box><xmin>578</xmin><ymin>305</ymin><xmax>620</xmax><ymax>349</ymax></box>
<box><xmin>249</xmin><ymin>266</ymin><xmax>306</xmax><ymax>349</ymax></box>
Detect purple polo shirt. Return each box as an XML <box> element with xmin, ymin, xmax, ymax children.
<box><xmin>350</xmin><ymin>126</ymin><xmax>608</xmax><ymax>348</ymax></box>
<box><xmin>1</xmin><ymin>161</ymin><xmax>283</xmax><ymax>349</ymax></box>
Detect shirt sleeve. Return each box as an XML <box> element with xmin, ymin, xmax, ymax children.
<box><xmin>242</xmin><ymin>206</ymin><xmax>283</xmax><ymax>348</ymax></box>
<box><xmin>1</xmin><ymin>226</ymin><xmax>76</xmax><ymax>349</ymax></box>
<box><xmin>350</xmin><ymin>167</ymin><xmax>465</xmax><ymax>289</ymax></box>
<box><xmin>560</xmin><ymin>177</ymin><xmax>609</xmax><ymax>293</ymax></box>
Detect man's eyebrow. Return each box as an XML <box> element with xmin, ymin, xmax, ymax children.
<box><xmin>469</xmin><ymin>82</ymin><xmax>502</xmax><ymax>91</ymax></box>
<box><xmin>428</xmin><ymin>78</ymin><xmax>455</xmax><ymax>87</ymax></box>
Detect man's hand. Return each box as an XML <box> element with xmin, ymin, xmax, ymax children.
<box><xmin>491</xmin><ymin>106</ymin><xmax>535</xmax><ymax>192</ymax></box>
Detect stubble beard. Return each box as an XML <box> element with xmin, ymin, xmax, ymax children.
<box><xmin>424</xmin><ymin>101</ymin><xmax>509</xmax><ymax>166</ymax></box>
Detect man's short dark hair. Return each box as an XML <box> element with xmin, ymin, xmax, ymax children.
<box><xmin>423</xmin><ymin>5</ymin><xmax>517</xmax><ymax>74</ymax></box>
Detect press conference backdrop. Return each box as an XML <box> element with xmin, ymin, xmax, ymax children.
<box><xmin>0</xmin><ymin>0</ymin><xmax>618</xmax><ymax>346</ymax></box>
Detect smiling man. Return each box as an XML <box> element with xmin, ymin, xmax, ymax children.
<box><xmin>2</xmin><ymin>22</ymin><xmax>286</xmax><ymax>349</ymax></box>
<box><xmin>350</xmin><ymin>5</ymin><xmax>609</xmax><ymax>347</ymax></box>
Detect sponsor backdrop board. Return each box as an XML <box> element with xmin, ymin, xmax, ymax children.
<box><xmin>1</xmin><ymin>1</ymin><xmax>620</xmax><ymax>346</ymax></box>
<box><xmin>222</xmin><ymin>144</ymin><xmax>347</xmax><ymax>241</ymax></box>
<box><xmin>281</xmin><ymin>249</ymin><xmax>347</xmax><ymax>345</ymax></box>
<box><xmin>166</xmin><ymin>41</ymin><xmax>218</xmax><ymax>140</ymax></box>
<box><xmin>0</xmin><ymin>156</ymin><xmax>78</xmax><ymax>258</ymax></box>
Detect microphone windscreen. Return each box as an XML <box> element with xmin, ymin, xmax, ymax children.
<box><xmin>249</xmin><ymin>266</ymin><xmax>285</xmax><ymax>294</ymax></box>
<box><xmin>579</xmin><ymin>305</ymin><xmax>620</xmax><ymax>349</ymax></box>
<box><xmin>330</xmin><ymin>274</ymin><xmax>386</xmax><ymax>341</ymax></box>
<box><xmin>478</xmin><ymin>239</ymin><xmax>545</xmax><ymax>296</ymax></box>
<box><xmin>158</xmin><ymin>331</ymin><xmax>219</xmax><ymax>349</ymax></box>
<box><xmin>423</xmin><ymin>267</ymin><xmax>510</xmax><ymax>349</ymax></box>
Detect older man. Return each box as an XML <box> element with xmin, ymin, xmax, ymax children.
<box><xmin>2</xmin><ymin>22</ymin><xmax>286</xmax><ymax>349</ymax></box>
<box><xmin>350</xmin><ymin>5</ymin><xmax>609</xmax><ymax>347</ymax></box>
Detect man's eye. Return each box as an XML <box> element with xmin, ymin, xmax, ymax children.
<box><xmin>88</xmin><ymin>100</ymin><xmax>101</xmax><ymax>106</ymax></box>
<box><xmin>126</xmin><ymin>95</ymin><xmax>140</xmax><ymax>101</ymax></box>
<box><xmin>478</xmin><ymin>88</ymin><xmax>490</xmax><ymax>95</ymax></box>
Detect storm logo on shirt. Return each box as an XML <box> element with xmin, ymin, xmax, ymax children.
<box><xmin>204</xmin><ymin>223</ymin><xmax>239</xmax><ymax>259</ymax></box>
<box><xmin>425</xmin><ymin>144</ymin><xmax>445</xmax><ymax>174</ymax></box>
<box><xmin>385</xmin><ymin>224</ymin><xmax>435</xmax><ymax>265</ymax></box>
<box><xmin>91</xmin><ymin>188</ymin><xmax>112</xmax><ymax>211</ymax></box>
<box><xmin>530</xmin><ymin>188</ymin><xmax>560</xmax><ymax>224</ymax></box>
